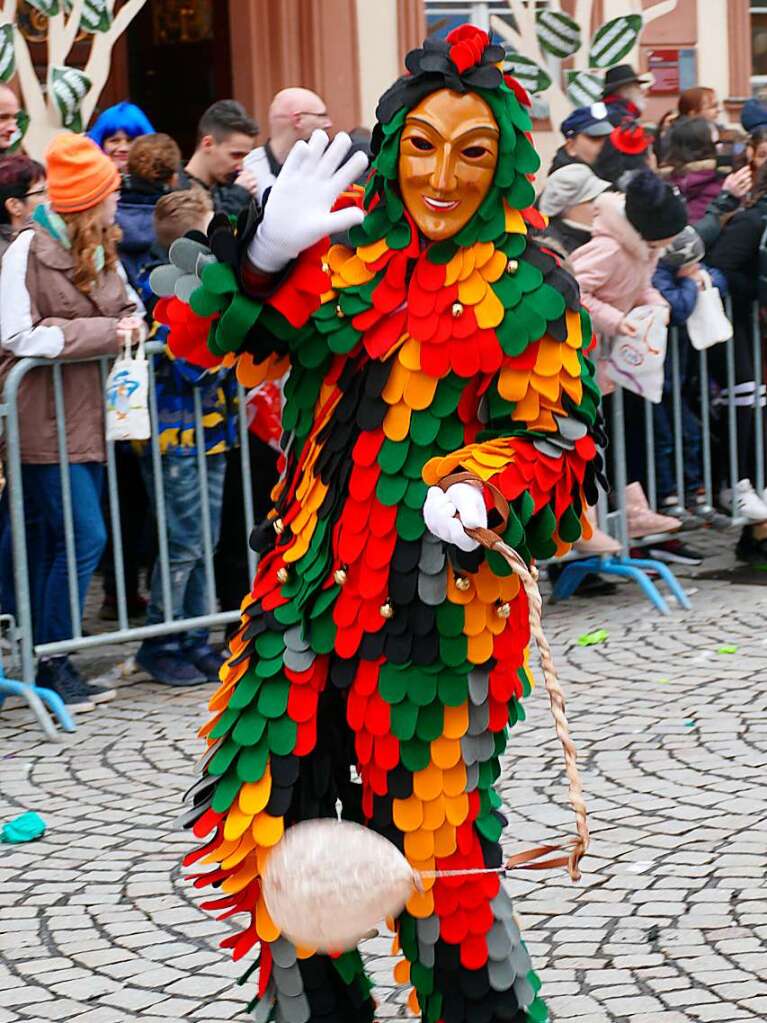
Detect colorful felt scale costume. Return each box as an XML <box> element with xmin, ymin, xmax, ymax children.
<box><xmin>161</xmin><ymin>25</ymin><xmax>602</xmax><ymax>1023</ymax></box>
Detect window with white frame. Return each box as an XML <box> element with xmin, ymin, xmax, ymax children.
<box><xmin>752</xmin><ymin>3</ymin><xmax>767</xmax><ymax>93</ymax></box>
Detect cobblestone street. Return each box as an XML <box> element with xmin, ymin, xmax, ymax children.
<box><xmin>1</xmin><ymin>553</ymin><xmax>766</xmax><ymax>1023</ymax></box>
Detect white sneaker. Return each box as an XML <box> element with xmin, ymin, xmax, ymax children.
<box><xmin>719</xmin><ymin>479</ymin><xmax>767</xmax><ymax>523</ymax></box>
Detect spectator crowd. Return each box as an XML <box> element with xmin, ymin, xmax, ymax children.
<box><xmin>1</xmin><ymin>60</ymin><xmax>767</xmax><ymax>714</ymax></box>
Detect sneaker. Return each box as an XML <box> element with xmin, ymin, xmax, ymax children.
<box><xmin>662</xmin><ymin>504</ymin><xmax>705</xmax><ymax>530</ymax></box>
<box><xmin>646</xmin><ymin>539</ymin><xmax>705</xmax><ymax>565</ymax></box>
<box><xmin>185</xmin><ymin>645</ymin><xmax>226</xmax><ymax>682</ymax></box>
<box><xmin>719</xmin><ymin>480</ymin><xmax>767</xmax><ymax>523</ymax></box>
<box><xmin>735</xmin><ymin>530</ymin><xmax>767</xmax><ymax>565</ymax></box>
<box><xmin>64</xmin><ymin>660</ymin><xmax>116</xmax><ymax>704</ymax></box>
<box><xmin>691</xmin><ymin>505</ymin><xmax>732</xmax><ymax>530</ymax></box>
<box><xmin>135</xmin><ymin>645</ymin><xmax>207</xmax><ymax>687</ymax></box>
<box><xmin>36</xmin><ymin>657</ymin><xmax>95</xmax><ymax>713</ymax></box>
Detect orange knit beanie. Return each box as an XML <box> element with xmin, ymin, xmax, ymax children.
<box><xmin>46</xmin><ymin>132</ymin><xmax>121</xmax><ymax>214</ymax></box>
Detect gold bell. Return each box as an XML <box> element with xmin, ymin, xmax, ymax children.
<box><xmin>496</xmin><ymin>602</ymin><xmax>511</xmax><ymax>619</ymax></box>
<box><xmin>273</xmin><ymin>518</ymin><xmax>285</xmax><ymax>535</ymax></box>
<box><xmin>506</xmin><ymin>259</ymin><xmax>519</xmax><ymax>275</ymax></box>
<box><xmin>321</xmin><ymin>261</ymin><xmax>330</xmax><ymax>274</ymax></box>
<box><xmin>277</xmin><ymin>567</ymin><xmax>289</xmax><ymax>583</ymax></box>
<box><xmin>455</xmin><ymin>576</ymin><xmax>471</xmax><ymax>592</ymax></box>
<box><xmin>334</xmin><ymin>567</ymin><xmax>348</xmax><ymax>586</ymax></box>
<box><xmin>336</xmin><ymin>303</ymin><xmax>345</xmax><ymax>318</ymax></box>
<box><xmin>380</xmin><ymin>600</ymin><xmax>394</xmax><ymax>620</ymax></box>
<box><xmin>451</xmin><ymin>301</ymin><xmax>464</xmax><ymax>318</ymax></box>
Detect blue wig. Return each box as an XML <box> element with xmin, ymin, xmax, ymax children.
<box><xmin>87</xmin><ymin>101</ymin><xmax>154</xmax><ymax>149</ymax></box>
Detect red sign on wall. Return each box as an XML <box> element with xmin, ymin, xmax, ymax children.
<box><xmin>648</xmin><ymin>49</ymin><xmax>680</xmax><ymax>95</ymax></box>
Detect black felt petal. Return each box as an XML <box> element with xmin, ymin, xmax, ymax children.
<box><xmin>329</xmin><ymin>656</ymin><xmax>358</xmax><ymax>690</ymax></box>
<box><xmin>548</xmin><ymin>314</ymin><xmax>569</xmax><ymax>342</ymax></box>
<box><xmin>387</xmin><ymin>765</ymin><xmax>414</xmax><ymax>799</ymax></box>
<box><xmin>271</xmin><ymin>754</ymin><xmax>300</xmax><ymax>787</ymax></box>
<box><xmin>464</xmin><ymin>64</ymin><xmax>504</xmax><ymax>89</ymax></box>
<box><xmin>409</xmin><ymin>603</ymin><xmax>435</xmax><ymax>637</ymax></box>
<box><xmin>384</xmin><ymin>630</ymin><xmax>413</xmax><ymax>664</ymax></box>
<box><xmin>389</xmin><ymin>568</ymin><xmax>418</xmax><ymax>605</ymax></box>
<box><xmin>392</xmin><ymin>539</ymin><xmax>422</xmax><ymax>573</ymax></box>
<box><xmin>452</xmin><ymin>545</ymin><xmax>484</xmax><ymax>573</ymax></box>
<box><xmin>411</xmin><ymin>631</ymin><xmax>440</xmax><ymax>665</ymax></box>
<box><xmin>369</xmin><ymin>796</ymin><xmax>394</xmax><ymax>829</ymax></box>
<box><xmin>359</xmin><ymin>629</ymin><xmax>386</xmax><ymax>660</ymax></box>
<box><xmin>249</xmin><ymin>520</ymin><xmax>276</xmax><ymax>555</ymax></box>
<box><xmin>265</xmin><ymin>784</ymin><xmax>293</xmax><ymax>817</ymax></box>
<box><xmin>441</xmin><ymin>990</ymin><xmax>465</xmax><ymax>1023</ymax></box>
<box><xmin>356</xmin><ymin>397</ymin><xmax>388</xmax><ymax>432</ymax></box>
<box><xmin>524</xmin><ymin>244</ymin><xmax>556</xmax><ymax>276</ymax></box>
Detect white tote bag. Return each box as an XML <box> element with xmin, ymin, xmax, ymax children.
<box><xmin>605</xmin><ymin>305</ymin><xmax>668</xmax><ymax>404</ymax></box>
<box><xmin>686</xmin><ymin>271</ymin><xmax>733</xmax><ymax>350</ymax></box>
<box><xmin>105</xmin><ymin>337</ymin><xmax>150</xmax><ymax>442</ymax></box>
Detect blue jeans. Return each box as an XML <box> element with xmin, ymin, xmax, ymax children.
<box><xmin>18</xmin><ymin>464</ymin><xmax>106</xmax><ymax>645</ymax></box>
<box><xmin>141</xmin><ymin>453</ymin><xmax>226</xmax><ymax>652</ymax></box>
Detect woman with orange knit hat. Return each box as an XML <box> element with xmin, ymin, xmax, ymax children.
<box><xmin>0</xmin><ymin>131</ymin><xmax>143</xmax><ymax>711</ymax></box>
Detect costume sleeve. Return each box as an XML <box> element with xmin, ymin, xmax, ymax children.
<box><xmin>423</xmin><ymin>298</ymin><xmax>603</xmax><ymax>565</ymax></box>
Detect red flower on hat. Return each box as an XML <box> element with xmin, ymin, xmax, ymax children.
<box><xmin>446</xmin><ymin>24</ymin><xmax>489</xmax><ymax>74</ymax></box>
<box><xmin>611</xmin><ymin>122</ymin><xmax>649</xmax><ymax>155</ymax></box>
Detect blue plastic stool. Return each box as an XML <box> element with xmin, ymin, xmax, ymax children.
<box><xmin>0</xmin><ymin>661</ymin><xmax>75</xmax><ymax>741</ymax></box>
<box><xmin>551</xmin><ymin>554</ymin><xmax>691</xmax><ymax>616</ymax></box>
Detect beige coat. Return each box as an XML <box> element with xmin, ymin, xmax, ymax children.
<box><xmin>0</xmin><ymin>222</ymin><xmax>138</xmax><ymax>464</ymax></box>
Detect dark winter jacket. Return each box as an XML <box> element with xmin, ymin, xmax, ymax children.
<box><xmin>116</xmin><ymin>176</ymin><xmax>168</xmax><ymax>288</ymax></box>
<box><xmin>659</xmin><ymin>160</ymin><xmax>725</xmax><ymax>222</ymax></box>
<box><xmin>547</xmin><ymin>146</ymin><xmax>585</xmax><ymax>176</ymax></box>
<box><xmin>652</xmin><ymin>264</ymin><xmax>699</xmax><ymax>325</ymax></box>
<box><xmin>177</xmin><ymin>166</ymin><xmax>252</xmax><ymax>219</ymax></box>
<box><xmin>692</xmin><ymin>189</ymin><xmax>742</xmax><ymax>250</ymax></box>
<box><xmin>542</xmin><ymin>216</ymin><xmax>593</xmax><ymax>256</ymax></box>
<box><xmin>707</xmin><ymin>198</ymin><xmax>767</xmax><ymax>305</ymax></box>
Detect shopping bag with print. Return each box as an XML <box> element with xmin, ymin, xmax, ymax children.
<box><xmin>606</xmin><ymin>304</ymin><xmax>668</xmax><ymax>404</ymax></box>
<box><xmin>105</xmin><ymin>336</ymin><xmax>150</xmax><ymax>441</ymax></box>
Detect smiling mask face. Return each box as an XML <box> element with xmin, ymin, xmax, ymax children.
<box><xmin>398</xmin><ymin>88</ymin><xmax>499</xmax><ymax>242</ymax></box>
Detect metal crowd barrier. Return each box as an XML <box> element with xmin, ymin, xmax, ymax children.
<box><xmin>553</xmin><ymin>300</ymin><xmax>765</xmax><ymax>611</ymax></box>
<box><xmin>1</xmin><ymin>341</ymin><xmax>258</xmax><ymax>737</ymax></box>
<box><xmin>1</xmin><ymin>302</ymin><xmax>763</xmax><ymax>735</ymax></box>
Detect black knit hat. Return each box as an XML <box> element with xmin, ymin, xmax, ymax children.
<box><xmin>624</xmin><ymin>169</ymin><xmax>688</xmax><ymax>241</ymax></box>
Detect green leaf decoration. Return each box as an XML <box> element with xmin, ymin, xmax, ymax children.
<box><xmin>0</xmin><ymin>24</ymin><xmax>15</xmax><ymax>83</ymax></box>
<box><xmin>50</xmin><ymin>65</ymin><xmax>91</xmax><ymax>132</ymax></box>
<box><xmin>64</xmin><ymin>0</ymin><xmax>112</xmax><ymax>33</ymax></box>
<box><xmin>536</xmin><ymin>9</ymin><xmax>581</xmax><ymax>59</ymax></box>
<box><xmin>566</xmin><ymin>70</ymin><xmax>604</xmax><ymax>108</ymax></box>
<box><xmin>589</xmin><ymin>15</ymin><xmax>643</xmax><ymax>70</ymax></box>
<box><xmin>26</xmin><ymin>0</ymin><xmax>60</xmax><ymax>14</ymax></box>
<box><xmin>6</xmin><ymin>110</ymin><xmax>29</xmax><ymax>154</ymax></box>
<box><xmin>504</xmin><ymin>53</ymin><xmax>552</xmax><ymax>96</ymax></box>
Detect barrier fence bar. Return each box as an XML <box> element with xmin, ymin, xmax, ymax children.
<box><xmin>100</xmin><ymin>358</ymin><xmax>130</xmax><ymax>634</ymax></box>
<box><xmin>2</xmin><ymin>304</ymin><xmax>766</xmax><ymax>714</ymax></box>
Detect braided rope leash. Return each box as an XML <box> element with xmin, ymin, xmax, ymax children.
<box><xmin>464</xmin><ymin>526</ymin><xmax>590</xmax><ymax>883</ymax></box>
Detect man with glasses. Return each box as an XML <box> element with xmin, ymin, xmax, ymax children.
<box><xmin>0</xmin><ymin>85</ymin><xmax>20</xmax><ymax>155</ymax></box>
<box><xmin>242</xmin><ymin>87</ymin><xmax>332</xmax><ymax>202</ymax></box>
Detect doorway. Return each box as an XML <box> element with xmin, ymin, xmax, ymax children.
<box><xmin>126</xmin><ymin>0</ymin><xmax>233</xmax><ymax>160</ymax></box>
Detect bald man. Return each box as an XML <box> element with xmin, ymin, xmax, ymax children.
<box><xmin>0</xmin><ymin>85</ymin><xmax>20</xmax><ymax>154</ymax></box>
<box><xmin>243</xmin><ymin>87</ymin><xmax>332</xmax><ymax>202</ymax></box>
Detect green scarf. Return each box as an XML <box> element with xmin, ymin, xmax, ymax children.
<box><xmin>33</xmin><ymin>203</ymin><xmax>105</xmax><ymax>272</ymax></box>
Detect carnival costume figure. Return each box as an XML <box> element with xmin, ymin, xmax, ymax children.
<box><xmin>160</xmin><ymin>24</ymin><xmax>603</xmax><ymax>1023</ymax></box>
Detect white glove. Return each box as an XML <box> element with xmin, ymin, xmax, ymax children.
<box><xmin>423</xmin><ymin>483</ymin><xmax>488</xmax><ymax>553</ymax></box>
<box><xmin>241</xmin><ymin>147</ymin><xmax>277</xmax><ymax>203</ymax></box>
<box><xmin>247</xmin><ymin>130</ymin><xmax>368</xmax><ymax>274</ymax></box>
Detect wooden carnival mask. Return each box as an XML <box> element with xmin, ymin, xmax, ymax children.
<box><xmin>398</xmin><ymin>87</ymin><xmax>500</xmax><ymax>242</ymax></box>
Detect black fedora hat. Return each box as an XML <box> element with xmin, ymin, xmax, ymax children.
<box><xmin>602</xmin><ymin>63</ymin><xmax>651</xmax><ymax>96</ymax></box>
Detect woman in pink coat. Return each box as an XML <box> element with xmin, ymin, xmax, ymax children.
<box><xmin>569</xmin><ymin>170</ymin><xmax>686</xmax><ymax>338</ymax></box>
<box><xmin>569</xmin><ymin>170</ymin><xmax>688</xmax><ymax>536</ymax></box>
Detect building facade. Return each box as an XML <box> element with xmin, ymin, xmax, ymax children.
<box><xmin>101</xmin><ymin>0</ymin><xmax>764</xmax><ymax>164</ymax></box>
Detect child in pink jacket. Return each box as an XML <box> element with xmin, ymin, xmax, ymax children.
<box><xmin>569</xmin><ymin>169</ymin><xmax>688</xmax><ymax>338</ymax></box>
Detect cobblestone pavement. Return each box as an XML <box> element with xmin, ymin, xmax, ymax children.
<box><xmin>1</xmin><ymin>549</ymin><xmax>767</xmax><ymax>1023</ymax></box>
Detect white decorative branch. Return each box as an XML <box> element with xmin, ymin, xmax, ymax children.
<box><xmin>81</xmin><ymin>0</ymin><xmax>147</xmax><ymax>124</ymax></box>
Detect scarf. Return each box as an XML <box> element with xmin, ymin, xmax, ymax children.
<box><xmin>33</xmin><ymin>203</ymin><xmax>105</xmax><ymax>272</ymax></box>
